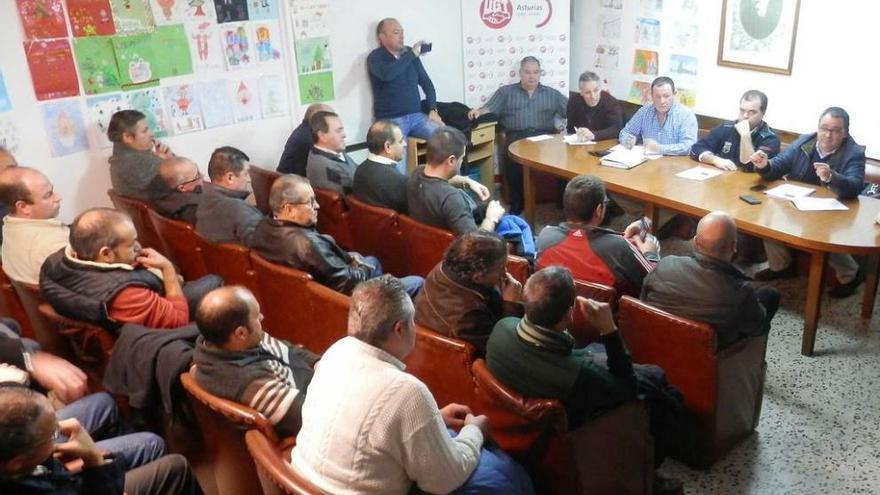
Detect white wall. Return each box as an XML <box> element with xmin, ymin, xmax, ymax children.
<box><xmin>0</xmin><ymin>0</ymin><xmax>466</xmax><ymax>222</ymax></box>
<box><xmin>572</xmin><ymin>0</ymin><xmax>880</xmax><ymax>157</ymax></box>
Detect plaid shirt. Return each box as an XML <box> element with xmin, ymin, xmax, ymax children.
<box><xmin>619</xmin><ymin>102</ymin><xmax>698</xmax><ymax>156</ymax></box>
<box><xmin>484</xmin><ymin>82</ymin><xmax>567</xmax><ymax>132</ymax></box>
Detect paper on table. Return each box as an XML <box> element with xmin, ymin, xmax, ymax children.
<box><xmin>675</xmin><ymin>167</ymin><xmax>724</xmax><ymax>181</ymax></box>
<box><xmin>765</xmin><ymin>184</ymin><xmax>815</xmax><ymax>199</ymax></box>
<box><xmin>563</xmin><ymin>134</ymin><xmax>596</xmax><ymax>145</ymax></box>
<box><xmin>608</xmin><ymin>144</ymin><xmax>662</xmax><ymax>159</ymax></box>
<box><xmin>791</xmin><ymin>197</ymin><xmax>849</xmax><ymax>211</ymax></box>
<box><xmin>526</xmin><ymin>134</ymin><xmax>553</xmax><ymax>142</ymax></box>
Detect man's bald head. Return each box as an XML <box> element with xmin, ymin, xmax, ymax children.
<box><xmin>0</xmin><ymin>167</ymin><xmax>61</xmax><ymax>218</ymax></box>
<box><xmin>69</xmin><ymin>207</ymin><xmax>134</xmax><ymax>261</ymax></box>
<box><xmin>158</xmin><ymin>157</ymin><xmax>200</xmax><ymax>190</ymax></box>
<box><xmin>0</xmin><ymin>147</ymin><xmax>17</xmax><ymax>170</ymax></box>
<box><xmin>304</xmin><ymin>103</ymin><xmax>333</xmax><ymax>121</ymax></box>
<box><xmin>522</xmin><ymin>266</ymin><xmax>576</xmax><ymax>329</ymax></box>
<box><xmin>694</xmin><ymin>211</ymin><xmax>737</xmax><ymax>261</ymax></box>
<box><xmin>196</xmin><ymin>286</ymin><xmax>262</xmax><ymax>348</ymax></box>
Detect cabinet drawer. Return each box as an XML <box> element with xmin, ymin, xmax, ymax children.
<box><xmin>470</xmin><ymin>127</ymin><xmax>494</xmax><ymax>145</ymax></box>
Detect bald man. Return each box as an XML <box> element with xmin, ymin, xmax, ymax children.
<box><xmin>0</xmin><ymin>146</ymin><xmax>18</xmax><ymax>245</ymax></box>
<box><xmin>641</xmin><ymin>211</ymin><xmax>779</xmax><ymax>348</ymax></box>
<box><xmin>40</xmin><ymin>207</ymin><xmax>222</xmax><ymax>330</ymax></box>
<box><xmin>193</xmin><ymin>286</ymin><xmax>318</xmax><ymax>438</ymax></box>
<box><xmin>277</xmin><ymin>103</ymin><xmax>334</xmax><ymax>175</ymax></box>
<box><xmin>149</xmin><ymin>157</ymin><xmax>203</xmax><ymax>225</ymax></box>
<box><xmin>0</xmin><ymin>167</ymin><xmax>67</xmax><ymax>284</ymax></box>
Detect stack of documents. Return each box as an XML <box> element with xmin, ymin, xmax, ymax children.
<box><xmin>675</xmin><ymin>167</ymin><xmax>724</xmax><ymax>181</ymax></box>
<box><xmin>764</xmin><ymin>184</ymin><xmax>815</xmax><ymax>199</ymax></box>
<box><xmin>791</xmin><ymin>197</ymin><xmax>849</xmax><ymax>211</ymax></box>
<box><xmin>600</xmin><ymin>146</ymin><xmax>649</xmax><ymax>169</ymax></box>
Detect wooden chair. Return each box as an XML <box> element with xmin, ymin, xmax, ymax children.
<box><xmin>248</xmin><ymin>252</ymin><xmax>313</xmax><ymax>345</ymax></box>
<box><xmin>193</xmin><ymin>232</ymin><xmax>259</xmax><ymax>296</ymax></box>
<box><xmin>345</xmin><ymin>195</ymin><xmax>407</xmax><ymax>276</ymax></box>
<box><xmin>574</xmin><ymin>279</ymin><xmax>618</xmax><ymax>311</ymax></box>
<box><xmin>0</xmin><ymin>268</ymin><xmax>35</xmax><ymax>339</ymax></box>
<box><xmin>471</xmin><ymin>359</ymin><xmax>654</xmax><ymax>495</ymax></box>
<box><xmin>249</xmin><ymin>166</ymin><xmax>281</xmax><ymax>215</ymax></box>
<box><xmin>181</xmin><ymin>369</ymin><xmax>275</xmax><ymax>495</ymax></box>
<box><xmin>245</xmin><ymin>430</ymin><xmax>326</xmax><ymax>495</ymax></box>
<box><xmin>301</xmin><ymin>280</ymin><xmax>349</xmax><ymax>354</ymax></box>
<box><xmin>397</xmin><ymin>214</ymin><xmax>455</xmax><ymax>278</ymax></box>
<box><xmin>506</xmin><ymin>255</ymin><xmax>531</xmax><ymax>284</ymax></box>
<box><xmin>314</xmin><ymin>187</ymin><xmax>354</xmax><ymax>250</ymax></box>
<box><xmin>37</xmin><ymin>304</ymin><xmax>115</xmax><ymax>384</ymax></box>
<box><xmin>617</xmin><ymin>296</ymin><xmax>767</xmax><ymax>468</ymax></box>
<box><xmin>10</xmin><ymin>280</ymin><xmax>74</xmax><ymax>360</ymax></box>
<box><xmin>404</xmin><ymin>325</ymin><xmax>479</xmax><ymax>408</ymax></box>
<box><xmin>107</xmin><ymin>190</ymin><xmax>165</xmax><ymax>254</ymax></box>
<box><xmin>147</xmin><ymin>209</ymin><xmax>208</xmax><ymax>281</ymax></box>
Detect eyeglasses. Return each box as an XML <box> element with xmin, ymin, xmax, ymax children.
<box><xmin>818</xmin><ymin>126</ymin><xmax>844</xmax><ymax>136</ymax></box>
<box><xmin>285</xmin><ymin>197</ymin><xmax>318</xmax><ymax>209</ymax></box>
<box><xmin>177</xmin><ymin>171</ymin><xmax>202</xmax><ymax>188</ymax></box>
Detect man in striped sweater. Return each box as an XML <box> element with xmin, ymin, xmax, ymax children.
<box><xmin>192</xmin><ymin>286</ymin><xmax>319</xmax><ymax>438</ymax></box>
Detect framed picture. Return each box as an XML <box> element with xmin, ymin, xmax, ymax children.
<box><xmin>717</xmin><ymin>0</ymin><xmax>801</xmax><ymax>75</ymax></box>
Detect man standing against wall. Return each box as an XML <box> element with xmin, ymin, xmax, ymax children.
<box><xmin>367</xmin><ymin>17</ymin><xmax>444</xmax><ymax>172</ymax></box>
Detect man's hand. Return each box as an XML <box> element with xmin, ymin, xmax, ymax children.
<box><xmin>500</xmin><ymin>272</ymin><xmax>523</xmax><ymax>302</ymax></box>
<box><xmin>412</xmin><ymin>40</ymin><xmax>426</xmax><ymax>56</ymax></box>
<box><xmin>467</xmin><ymin>179</ymin><xmax>490</xmax><ymax>201</ymax></box>
<box><xmin>814</xmin><ymin>162</ymin><xmax>833</xmax><ymax>182</ymax></box>
<box><xmin>575</xmin><ymin>127</ymin><xmax>595</xmax><ymax>142</ymax></box>
<box><xmin>711</xmin><ymin>156</ymin><xmax>738</xmax><ymax>171</ymax></box>
<box><xmin>750</xmin><ymin>150</ymin><xmax>769</xmax><ymax>169</ymax></box>
<box><xmin>135</xmin><ymin>248</ymin><xmax>175</xmax><ymax>273</ymax></box>
<box><xmin>440</xmin><ymin>403</ymin><xmax>473</xmax><ymax>428</ymax></box>
<box><xmin>464</xmin><ymin>413</ymin><xmax>490</xmax><ymax>437</ymax></box>
<box><xmin>631</xmin><ymin>234</ymin><xmax>660</xmax><ymax>256</ymax></box>
<box><xmin>54</xmin><ymin>418</ymin><xmax>106</xmax><ymax>468</ymax></box>
<box><xmin>734</xmin><ymin>119</ymin><xmax>751</xmax><ymax>136</ymax></box>
<box><xmin>154</xmin><ymin>141</ymin><xmax>173</xmax><ymax>159</ymax></box>
<box><xmin>643</xmin><ymin>138</ymin><xmax>660</xmax><ymax>154</ymax></box>
<box><xmin>485</xmin><ymin>200</ymin><xmax>505</xmax><ymax>223</ymax></box>
<box><xmin>427</xmin><ymin>109</ymin><xmax>444</xmax><ymax>125</ymax></box>
<box><xmin>350</xmin><ymin>253</ymin><xmax>376</xmax><ymax>270</ymax></box>
<box><xmin>467</xmin><ymin>108</ymin><xmax>483</xmax><ymax>120</ymax></box>
<box><xmin>584</xmin><ymin>299</ymin><xmax>617</xmax><ymax>336</ymax></box>
<box><xmin>623</xmin><ymin>217</ymin><xmax>650</xmax><ymax>241</ymax></box>
<box><xmin>29</xmin><ymin>353</ymin><xmax>88</xmax><ymax>404</ymax></box>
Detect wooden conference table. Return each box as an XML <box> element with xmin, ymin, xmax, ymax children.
<box><xmin>509</xmin><ymin>136</ymin><xmax>880</xmax><ymax>356</ymax></box>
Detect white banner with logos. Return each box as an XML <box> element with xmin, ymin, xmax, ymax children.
<box><xmin>460</xmin><ymin>0</ymin><xmax>570</xmax><ymax>108</ymax></box>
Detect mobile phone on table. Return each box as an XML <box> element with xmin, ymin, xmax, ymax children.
<box><xmin>589</xmin><ymin>150</ymin><xmax>611</xmax><ymax>157</ymax></box>
<box><xmin>749</xmin><ymin>184</ymin><xmax>768</xmax><ymax>192</ymax></box>
<box><xmin>420</xmin><ymin>42</ymin><xmax>433</xmax><ymax>54</ymax></box>
<box><xmin>739</xmin><ymin>194</ymin><xmax>762</xmax><ymax>205</ymax></box>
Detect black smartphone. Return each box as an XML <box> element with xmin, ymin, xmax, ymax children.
<box><xmin>421</xmin><ymin>42</ymin><xmax>433</xmax><ymax>54</ymax></box>
<box><xmin>749</xmin><ymin>184</ymin><xmax>768</xmax><ymax>192</ymax></box>
<box><xmin>638</xmin><ymin>216</ymin><xmax>650</xmax><ymax>242</ymax></box>
<box><xmin>589</xmin><ymin>150</ymin><xmax>611</xmax><ymax>157</ymax></box>
<box><xmin>739</xmin><ymin>194</ymin><xmax>762</xmax><ymax>205</ymax></box>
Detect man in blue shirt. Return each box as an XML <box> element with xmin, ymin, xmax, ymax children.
<box><xmin>750</xmin><ymin>107</ymin><xmax>865</xmax><ymax>298</ymax></box>
<box><xmin>367</xmin><ymin>17</ymin><xmax>444</xmax><ymax>172</ymax></box>
<box><xmin>619</xmin><ymin>76</ymin><xmax>698</xmax><ymax>156</ymax></box>
<box><xmin>690</xmin><ymin>90</ymin><xmax>780</xmax><ymax>171</ymax></box>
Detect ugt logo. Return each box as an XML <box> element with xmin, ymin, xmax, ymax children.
<box><xmin>480</xmin><ymin>0</ymin><xmax>513</xmax><ymax>29</ymax></box>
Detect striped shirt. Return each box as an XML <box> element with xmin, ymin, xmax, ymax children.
<box><xmin>484</xmin><ymin>83</ymin><xmax>567</xmax><ymax>132</ymax></box>
<box><xmin>619</xmin><ymin>103</ymin><xmax>698</xmax><ymax>156</ymax></box>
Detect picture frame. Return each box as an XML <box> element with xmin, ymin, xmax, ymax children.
<box><xmin>717</xmin><ymin>0</ymin><xmax>801</xmax><ymax>75</ymax></box>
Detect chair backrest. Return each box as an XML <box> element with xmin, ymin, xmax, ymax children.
<box><xmin>250</xmin><ymin>166</ymin><xmax>281</xmax><ymax>215</ymax></box>
<box><xmin>248</xmin><ymin>252</ymin><xmax>313</xmax><ymax>344</ymax></box>
<box><xmin>37</xmin><ymin>303</ymin><xmax>115</xmax><ymax>383</ymax></box>
<box><xmin>345</xmin><ymin>195</ymin><xmax>407</xmax><ymax>277</ymax></box>
<box><xmin>314</xmin><ymin>188</ymin><xmax>354</xmax><ymax>250</ymax></box>
<box><xmin>573</xmin><ymin>279</ymin><xmax>618</xmax><ymax>309</ymax></box>
<box><xmin>302</xmin><ymin>281</ymin><xmax>350</xmax><ymax>354</ymax></box>
<box><xmin>193</xmin><ymin>232</ymin><xmax>259</xmax><ymax>296</ymax></box>
<box><xmin>404</xmin><ymin>325</ymin><xmax>479</xmax><ymax>408</ymax></box>
<box><xmin>505</xmin><ymin>255</ymin><xmax>531</xmax><ymax>284</ymax></box>
<box><xmin>180</xmin><ymin>369</ymin><xmax>274</xmax><ymax>495</ymax></box>
<box><xmin>397</xmin><ymin>215</ymin><xmax>455</xmax><ymax>278</ymax></box>
<box><xmin>147</xmin><ymin>209</ymin><xmax>208</xmax><ymax>280</ymax></box>
<box><xmin>10</xmin><ymin>280</ymin><xmax>73</xmax><ymax>360</ymax></box>
<box><xmin>470</xmin><ymin>358</ymin><xmax>567</xmax><ymax>455</ymax></box>
<box><xmin>107</xmin><ymin>190</ymin><xmax>165</xmax><ymax>254</ymax></box>
<box><xmin>0</xmin><ymin>267</ymin><xmax>35</xmax><ymax>339</ymax></box>
<box><xmin>245</xmin><ymin>430</ymin><xmax>326</xmax><ymax>495</ymax></box>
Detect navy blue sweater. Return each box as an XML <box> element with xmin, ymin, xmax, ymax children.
<box><xmin>367</xmin><ymin>46</ymin><xmax>437</xmax><ymax>119</ymax></box>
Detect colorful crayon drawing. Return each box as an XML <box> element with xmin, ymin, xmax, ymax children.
<box><xmin>669</xmin><ymin>54</ymin><xmax>697</xmax><ymax>76</ymax></box>
<box><xmin>109</xmin><ymin>0</ymin><xmax>156</xmax><ymax>33</ymax></box>
<box><xmin>627</xmin><ymin>81</ymin><xmax>651</xmax><ymax>105</ymax></box>
<box><xmin>126</xmin><ymin>88</ymin><xmax>170</xmax><ymax>137</ymax></box>
<box><xmin>632</xmin><ymin>49</ymin><xmax>659</xmax><ymax>76</ymax></box>
<box><xmin>73</xmin><ymin>36</ymin><xmax>122</xmax><ymax>94</ymax></box>
<box><xmin>24</xmin><ymin>39</ymin><xmax>81</xmax><ymax>100</ymax></box>
<box><xmin>247</xmin><ymin>0</ymin><xmax>277</xmax><ymax>20</ymax></box>
<box><xmin>86</xmin><ymin>93</ymin><xmax>130</xmax><ymax>148</ymax></box>
<box><xmin>163</xmin><ymin>84</ymin><xmax>204</xmax><ymax>133</ymax></box>
<box><xmin>150</xmin><ymin>0</ymin><xmax>217</xmax><ymax>24</ymax></box>
<box><xmin>197</xmin><ymin>79</ymin><xmax>234</xmax><ymax>128</ymax></box>
<box><xmin>187</xmin><ymin>21</ymin><xmax>225</xmax><ymax>72</ymax></box>
<box><xmin>230</xmin><ymin>78</ymin><xmax>260</xmax><ymax>122</ymax></box>
<box><xmin>17</xmin><ymin>0</ymin><xmax>68</xmax><ymax>39</ymax></box>
<box><xmin>41</xmin><ymin>100</ymin><xmax>89</xmax><ymax>157</ymax></box>
<box><xmin>220</xmin><ymin>23</ymin><xmax>254</xmax><ymax>70</ymax></box>
<box><xmin>67</xmin><ymin>0</ymin><xmax>116</xmax><ymax>37</ymax></box>
<box><xmin>252</xmin><ymin>21</ymin><xmax>282</xmax><ymax>63</ymax></box>
<box><xmin>294</xmin><ymin>36</ymin><xmax>331</xmax><ymax>73</ymax></box>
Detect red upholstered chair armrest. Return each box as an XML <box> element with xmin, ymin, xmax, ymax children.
<box><xmin>405</xmin><ymin>326</ymin><xmax>478</xmax><ymax>407</ymax></box>
<box><xmin>574</xmin><ymin>279</ymin><xmax>618</xmax><ymax>311</ymax></box>
<box><xmin>245</xmin><ymin>430</ymin><xmax>326</xmax><ymax>495</ymax></box>
<box><xmin>505</xmin><ymin>255</ymin><xmax>531</xmax><ymax>284</ymax></box>
<box><xmin>617</xmin><ymin>296</ymin><xmax>718</xmax><ymax>414</ymax></box>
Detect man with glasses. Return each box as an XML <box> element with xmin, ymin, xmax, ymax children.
<box><xmin>149</xmin><ymin>157</ymin><xmax>203</xmax><ymax>225</ymax></box>
<box><xmin>750</xmin><ymin>107</ymin><xmax>865</xmax><ymax>297</ymax></box>
<box><xmin>536</xmin><ymin>174</ymin><xmax>658</xmax><ymax>298</ymax></box>
<box><xmin>352</xmin><ymin>120</ymin><xmax>409</xmax><ymax>213</ymax></box>
<box><xmin>250</xmin><ymin>174</ymin><xmax>423</xmax><ymax>296</ymax></box>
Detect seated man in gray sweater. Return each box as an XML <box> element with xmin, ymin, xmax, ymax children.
<box><xmin>305</xmin><ymin>111</ymin><xmax>358</xmax><ymax>194</ymax></box>
<box><xmin>196</xmin><ymin>146</ymin><xmax>263</xmax><ymax>245</ymax></box>
<box><xmin>193</xmin><ymin>286</ymin><xmax>319</xmax><ymax>438</ymax></box>
<box><xmin>107</xmin><ymin>110</ymin><xmax>174</xmax><ymax>200</ymax></box>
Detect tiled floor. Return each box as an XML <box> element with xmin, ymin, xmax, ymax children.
<box><xmin>533</xmin><ymin>204</ymin><xmax>880</xmax><ymax>494</ymax></box>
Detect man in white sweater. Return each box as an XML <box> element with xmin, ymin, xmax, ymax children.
<box><xmin>292</xmin><ymin>275</ymin><xmax>533</xmax><ymax>495</ymax></box>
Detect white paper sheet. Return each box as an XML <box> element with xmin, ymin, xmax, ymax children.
<box><xmin>765</xmin><ymin>184</ymin><xmax>815</xmax><ymax>199</ymax></box>
<box><xmin>526</xmin><ymin>134</ymin><xmax>553</xmax><ymax>142</ymax></box>
<box><xmin>791</xmin><ymin>197</ymin><xmax>849</xmax><ymax>211</ymax></box>
<box><xmin>563</xmin><ymin>134</ymin><xmax>596</xmax><ymax>145</ymax></box>
<box><xmin>675</xmin><ymin>167</ymin><xmax>724</xmax><ymax>181</ymax></box>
